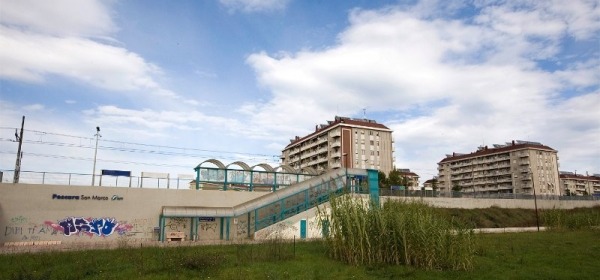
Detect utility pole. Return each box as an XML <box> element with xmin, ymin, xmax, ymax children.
<box><xmin>91</xmin><ymin>126</ymin><xmax>101</xmax><ymax>186</ymax></box>
<box><xmin>529</xmin><ymin>167</ymin><xmax>540</xmax><ymax>232</ymax></box>
<box><xmin>13</xmin><ymin>116</ymin><xmax>25</xmax><ymax>183</ymax></box>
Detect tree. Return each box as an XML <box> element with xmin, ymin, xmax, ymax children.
<box><xmin>431</xmin><ymin>179</ymin><xmax>438</xmax><ymax>191</ymax></box>
<box><xmin>388</xmin><ymin>169</ymin><xmax>402</xmax><ymax>187</ymax></box>
<box><xmin>452</xmin><ymin>183</ymin><xmax>462</xmax><ymax>192</ymax></box>
<box><xmin>378</xmin><ymin>171</ymin><xmax>388</xmax><ymax>188</ymax></box>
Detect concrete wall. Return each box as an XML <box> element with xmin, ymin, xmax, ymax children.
<box><xmin>255</xmin><ymin>194</ymin><xmax>600</xmax><ymax>240</ymax></box>
<box><xmin>0</xmin><ymin>183</ymin><xmax>265</xmax><ymax>244</ymax></box>
<box><xmin>3</xmin><ymin>182</ymin><xmax>598</xmax><ymax>245</ymax></box>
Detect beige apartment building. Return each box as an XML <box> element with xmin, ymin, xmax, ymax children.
<box><xmin>397</xmin><ymin>169</ymin><xmax>420</xmax><ymax>190</ymax></box>
<box><xmin>281</xmin><ymin>116</ymin><xmax>394</xmax><ymax>174</ymax></box>
<box><xmin>559</xmin><ymin>172</ymin><xmax>600</xmax><ymax>196</ymax></box>
<box><xmin>437</xmin><ymin>140</ymin><xmax>560</xmax><ymax>195</ymax></box>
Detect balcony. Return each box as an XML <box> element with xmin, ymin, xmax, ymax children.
<box><xmin>518</xmin><ymin>152</ymin><xmax>529</xmax><ymax>158</ymax></box>
<box><xmin>330</xmin><ymin>141</ymin><xmax>341</xmax><ymax>148</ymax></box>
<box><xmin>498</xmin><ymin>185</ymin><xmax>514</xmax><ymax>190</ymax></box>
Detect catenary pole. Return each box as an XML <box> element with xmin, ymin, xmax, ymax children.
<box><xmin>13</xmin><ymin>116</ymin><xmax>25</xmax><ymax>183</ymax></box>
<box><xmin>91</xmin><ymin>126</ymin><xmax>101</xmax><ymax>186</ymax></box>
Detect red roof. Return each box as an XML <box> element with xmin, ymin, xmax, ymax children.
<box><xmin>285</xmin><ymin>116</ymin><xmax>391</xmax><ymax>148</ymax></box>
<box><xmin>399</xmin><ymin>171</ymin><xmax>419</xmax><ymax>177</ymax></box>
<box><xmin>559</xmin><ymin>174</ymin><xmax>600</xmax><ymax>181</ymax></box>
<box><xmin>438</xmin><ymin>142</ymin><xmax>556</xmax><ymax>163</ymax></box>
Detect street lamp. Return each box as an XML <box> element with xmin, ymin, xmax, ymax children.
<box><xmin>91</xmin><ymin>126</ymin><xmax>101</xmax><ymax>186</ymax></box>
<box><xmin>529</xmin><ymin>167</ymin><xmax>540</xmax><ymax>232</ymax></box>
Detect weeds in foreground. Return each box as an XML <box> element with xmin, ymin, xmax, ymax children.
<box><xmin>542</xmin><ymin>207</ymin><xmax>600</xmax><ymax>231</ymax></box>
<box><xmin>317</xmin><ymin>196</ymin><xmax>476</xmax><ymax>270</ymax></box>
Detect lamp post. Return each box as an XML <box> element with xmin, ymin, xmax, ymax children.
<box><xmin>91</xmin><ymin>126</ymin><xmax>101</xmax><ymax>186</ymax></box>
<box><xmin>529</xmin><ymin>167</ymin><xmax>540</xmax><ymax>232</ymax></box>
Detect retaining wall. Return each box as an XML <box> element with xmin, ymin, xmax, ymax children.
<box><xmin>0</xmin><ymin>183</ymin><xmax>265</xmax><ymax>244</ymax></box>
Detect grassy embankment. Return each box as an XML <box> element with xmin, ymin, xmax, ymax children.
<box><xmin>1</xmin><ymin>203</ymin><xmax>599</xmax><ymax>279</ymax></box>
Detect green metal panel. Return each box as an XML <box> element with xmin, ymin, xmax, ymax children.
<box><xmin>195</xmin><ymin>169</ymin><xmax>200</xmax><ymax>190</ymax></box>
<box><xmin>300</xmin><ymin>219</ymin><xmax>307</xmax><ymax>239</ymax></box>
<box><xmin>159</xmin><ymin>215</ymin><xmax>165</xmax><ymax>242</ymax></box>
<box><xmin>368</xmin><ymin>169</ymin><xmax>380</xmax><ymax>206</ymax></box>
<box><xmin>247</xmin><ymin>212</ymin><xmax>251</xmax><ymax>238</ymax></box>
<box><xmin>190</xmin><ymin>217</ymin><xmax>196</xmax><ymax>241</ymax></box>
<box><xmin>225</xmin><ymin>217</ymin><xmax>230</xmax><ymax>241</ymax></box>
<box><xmin>219</xmin><ymin>217</ymin><xmax>224</xmax><ymax>240</ymax></box>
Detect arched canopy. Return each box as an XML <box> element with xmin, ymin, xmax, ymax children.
<box><xmin>251</xmin><ymin>163</ymin><xmax>274</xmax><ymax>172</ymax></box>
<box><xmin>274</xmin><ymin>165</ymin><xmax>296</xmax><ymax>174</ymax></box>
<box><xmin>301</xmin><ymin>166</ymin><xmax>318</xmax><ymax>175</ymax></box>
<box><xmin>195</xmin><ymin>159</ymin><xmax>225</xmax><ymax>170</ymax></box>
<box><xmin>226</xmin><ymin>161</ymin><xmax>251</xmax><ymax>170</ymax></box>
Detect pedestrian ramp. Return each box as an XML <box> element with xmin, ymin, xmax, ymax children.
<box><xmin>159</xmin><ymin>168</ymin><xmax>376</xmax><ymax>241</ymax></box>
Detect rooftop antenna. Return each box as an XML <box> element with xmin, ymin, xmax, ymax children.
<box><xmin>362</xmin><ymin>108</ymin><xmax>366</xmax><ymax>119</ymax></box>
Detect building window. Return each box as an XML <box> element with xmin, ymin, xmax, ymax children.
<box><xmin>370</xmin><ymin>140</ymin><xmax>374</xmax><ymax>145</ymax></box>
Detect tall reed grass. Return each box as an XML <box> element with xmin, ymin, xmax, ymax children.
<box><xmin>317</xmin><ymin>195</ymin><xmax>475</xmax><ymax>270</ymax></box>
<box><xmin>542</xmin><ymin>207</ymin><xmax>600</xmax><ymax>230</ymax></box>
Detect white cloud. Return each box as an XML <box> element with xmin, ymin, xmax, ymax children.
<box><xmin>243</xmin><ymin>1</ymin><xmax>600</xmax><ymax>176</ymax></box>
<box><xmin>0</xmin><ymin>0</ymin><xmax>181</xmax><ymax>101</ymax></box>
<box><xmin>23</xmin><ymin>104</ymin><xmax>45</xmax><ymax>111</ymax></box>
<box><xmin>0</xmin><ymin>0</ymin><xmax>116</xmax><ymax>37</ymax></box>
<box><xmin>219</xmin><ymin>0</ymin><xmax>290</xmax><ymax>13</ymax></box>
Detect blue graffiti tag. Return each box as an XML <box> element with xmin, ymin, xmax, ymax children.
<box><xmin>55</xmin><ymin>217</ymin><xmax>119</xmax><ymax>237</ymax></box>
<box><xmin>89</xmin><ymin>218</ymin><xmax>117</xmax><ymax>236</ymax></box>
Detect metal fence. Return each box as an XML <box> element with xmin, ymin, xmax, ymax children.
<box><xmin>379</xmin><ymin>189</ymin><xmax>600</xmax><ymax>201</ymax></box>
<box><xmin>2</xmin><ymin>169</ymin><xmax>599</xmax><ymax>201</ymax></box>
<box><xmin>0</xmin><ymin>170</ymin><xmax>194</xmax><ymax>189</ymax></box>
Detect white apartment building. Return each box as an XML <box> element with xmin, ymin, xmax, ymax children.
<box><xmin>281</xmin><ymin>116</ymin><xmax>394</xmax><ymax>174</ymax></box>
<box><xmin>437</xmin><ymin>140</ymin><xmax>560</xmax><ymax>195</ymax></box>
<box><xmin>559</xmin><ymin>172</ymin><xmax>600</xmax><ymax>196</ymax></box>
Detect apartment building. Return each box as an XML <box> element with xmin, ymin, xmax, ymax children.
<box><xmin>437</xmin><ymin>140</ymin><xmax>560</xmax><ymax>195</ymax></box>
<box><xmin>423</xmin><ymin>178</ymin><xmax>438</xmax><ymax>190</ymax></box>
<box><xmin>281</xmin><ymin>116</ymin><xmax>394</xmax><ymax>174</ymax></box>
<box><xmin>397</xmin><ymin>169</ymin><xmax>420</xmax><ymax>190</ymax></box>
<box><xmin>559</xmin><ymin>172</ymin><xmax>600</xmax><ymax>196</ymax></box>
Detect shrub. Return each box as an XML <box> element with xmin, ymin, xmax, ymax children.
<box><xmin>317</xmin><ymin>195</ymin><xmax>476</xmax><ymax>270</ymax></box>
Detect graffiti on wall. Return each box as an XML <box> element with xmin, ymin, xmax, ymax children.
<box><xmin>200</xmin><ymin>222</ymin><xmax>217</xmax><ymax>232</ymax></box>
<box><xmin>165</xmin><ymin>217</ymin><xmax>187</xmax><ymax>231</ymax></box>
<box><xmin>45</xmin><ymin>217</ymin><xmax>133</xmax><ymax>237</ymax></box>
<box><xmin>236</xmin><ymin>219</ymin><xmax>247</xmax><ymax>235</ymax></box>
<box><xmin>4</xmin><ymin>216</ymin><xmax>60</xmax><ymax>241</ymax></box>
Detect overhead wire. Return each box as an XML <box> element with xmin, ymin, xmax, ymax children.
<box><xmin>0</xmin><ymin>128</ymin><xmax>281</xmax><ymax>164</ymax></box>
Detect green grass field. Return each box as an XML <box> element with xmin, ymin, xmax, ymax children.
<box><xmin>1</xmin><ymin>230</ymin><xmax>599</xmax><ymax>279</ymax></box>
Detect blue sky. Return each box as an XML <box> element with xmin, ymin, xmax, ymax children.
<box><xmin>1</xmin><ymin>0</ymin><xmax>599</xmax><ymax>181</ymax></box>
